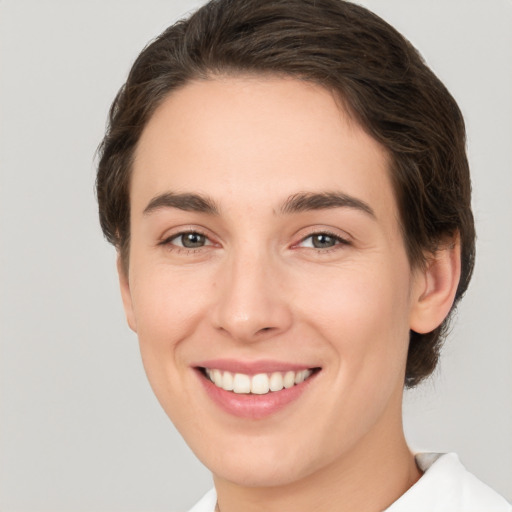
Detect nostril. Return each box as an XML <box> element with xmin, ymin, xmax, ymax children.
<box><xmin>257</xmin><ymin>326</ymin><xmax>275</xmax><ymax>335</ymax></box>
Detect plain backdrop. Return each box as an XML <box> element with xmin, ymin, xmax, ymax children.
<box><xmin>1</xmin><ymin>1</ymin><xmax>511</xmax><ymax>511</ymax></box>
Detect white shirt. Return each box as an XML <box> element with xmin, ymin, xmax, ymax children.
<box><xmin>187</xmin><ymin>453</ymin><xmax>511</xmax><ymax>512</ymax></box>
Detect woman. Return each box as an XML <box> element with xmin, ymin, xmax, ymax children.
<box><xmin>96</xmin><ymin>0</ymin><xmax>511</xmax><ymax>510</ymax></box>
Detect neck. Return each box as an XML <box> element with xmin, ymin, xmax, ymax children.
<box><xmin>213</xmin><ymin>403</ymin><xmax>421</xmax><ymax>512</ymax></box>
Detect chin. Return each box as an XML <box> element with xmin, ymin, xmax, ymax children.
<box><xmin>211</xmin><ymin>456</ymin><xmax>315</xmax><ymax>488</ymax></box>
<box><xmin>193</xmin><ymin>433</ymin><xmax>329</xmax><ymax>489</ymax></box>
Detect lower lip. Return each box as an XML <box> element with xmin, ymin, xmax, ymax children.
<box><xmin>196</xmin><ymin>369</ymin><xmax>318</xmax><ymax>420</ymax></box>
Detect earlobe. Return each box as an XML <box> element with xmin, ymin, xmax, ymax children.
<box><xmin>409</xmin><ymin>234</ymin><xmax>461</xmax><ymax>334</ymax></box>
<box><xmin>117</xmin><ymin>255</ymin><xmax>138</xmax><ymax>333</ymax></box>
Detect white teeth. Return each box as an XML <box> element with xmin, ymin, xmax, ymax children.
<box><xmin>222</xmin><ymin>370</ymin><xmax>234</xmax><ymax>391</ymax></box>
<box><xmin>251</xmin><ymin>373</ymin><xmax>270</xmax><ymax>394</ymax></box>
<box><xmin>212</xmin><ymin>369</ymin><xmax>223</xmax><ymax>387</ymax></box>
<box><xmin>295</xmin><ymin>369</ymin><xmax>312</xmax><ymax>384</ymax></box>
<box><xmin>269</xmin><ymin>372</ymin><xmax>284</xmax><ymax>392</ymax></box>
<box><xmin>205</xmin><ymin>368</ymin><xmax>314</xmax><ymax>394</ymax></box>
<box><xmin>283</xmin><ymin>371</ymin><xmax>295</xmax><ymax>389</ymax></box>
<box><xmin>233</xmin><ymin>373</ymin><xmax>251</xmax><ymax>394</ymax></box>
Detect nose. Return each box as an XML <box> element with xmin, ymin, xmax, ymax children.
<box><xmin>211</xmin><ymin>249</ymin><xmax>293</xmax><ymax>343</ymax></box>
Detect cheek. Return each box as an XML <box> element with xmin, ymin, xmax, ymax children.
<box><xmin>292</xmin><ymin>261</ymin><xmax>412</xmax><ymax>448</ymax></box>
<box><xmin>131</xmin><ymin>265</ymin><xmax>207</xmax><ymax>338</ymax></box>
<box><xmin>128</xmin><ymin>268</ymin><xmax>213</xmax><ymax>430</ymax></box>
<box><xmin>297</xmin><ymin>258</ymin><xmax>413</xmax><ymax>379</ymax></box>
<box><xmin>127</xmin><ymin>265</ymin><xmax>211</xmax><ymax>395</ymax></box>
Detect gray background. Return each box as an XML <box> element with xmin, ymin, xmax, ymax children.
<box><xmin>1</xmin><ymin>1</ymin><xmax>510</xmax><ymax>511</ymax></box>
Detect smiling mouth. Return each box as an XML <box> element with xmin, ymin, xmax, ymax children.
<box><xmin>201</xmin><ymin>368</ymin><xmax>319</xmax><ymax>395</ymax></box>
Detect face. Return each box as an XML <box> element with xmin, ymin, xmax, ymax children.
<box><xmin>121</xmin><ymin>76</ymin><xmax>426</xmax><ymax>487</ymax></box>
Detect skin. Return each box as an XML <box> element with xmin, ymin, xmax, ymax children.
<box><xmin>119</xmin><ymin>76</ymin><xmax>460</xmax><ymax>512</ymax></box>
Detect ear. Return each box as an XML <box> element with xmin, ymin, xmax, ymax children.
<box><xmin>117</xmin><ymin>255</ymin><xmax>137</xmax><ymax>333</ymax></box>
<box><xmin>409</xmin><ymin>234</ymin><xmax>461</xmax><ymax>334</ymax></box>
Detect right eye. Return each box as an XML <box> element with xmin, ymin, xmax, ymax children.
<box><xmin>162</xmin><ymin>231</ymin><xmax>213</xmax><ymax>249</ymax></box>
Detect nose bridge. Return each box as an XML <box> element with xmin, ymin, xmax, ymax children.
<box><xmin>212</xmin><ymin>242</ymin><xmax>292</xmax><ymax>341</ymax></box>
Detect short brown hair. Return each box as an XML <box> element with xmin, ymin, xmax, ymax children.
<box><xmin>96</xmin><ymin>0</ymin><xmax>475</xmax><ymax>387</ymax></box>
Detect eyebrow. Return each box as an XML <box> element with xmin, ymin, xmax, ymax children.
<box><xmin>143</xmin><ymin>190</ymin><xmax>375</xmax><ymax>218</ymax></box>
<box><xmin>279</xmin><ymin>192</ymin><xmax>375</xmax><ymax>218</ymax></box>
<box><xmin>143</xmin><ymin>192</ymin><xmax>220</xmax><ymax>216</ymax></box>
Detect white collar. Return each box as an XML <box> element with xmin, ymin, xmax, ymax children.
<box><xmin>188</xmin><ymin>453</ymin><xmax>511</xmax><ymax>512</ymax></box>
<box><xmin>386</xmin><ymin>452</ymin><xmax>510</xmax><ymax>511</ymax></box>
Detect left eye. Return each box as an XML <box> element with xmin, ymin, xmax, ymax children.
<box><xmin>298</xmin><ymin>233</ymin><xmax>346</xmax><ymax>249</ymax></box>
<box><xmin>168</xmin><ymin>232</ymin><xmax>211</xmax><ymax>249</ymax></box>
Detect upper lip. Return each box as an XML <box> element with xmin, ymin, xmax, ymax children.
<box><xmin>194</xmin><ymin>358</ymin><xmax>319</xmax><ymax>375</ymax></box>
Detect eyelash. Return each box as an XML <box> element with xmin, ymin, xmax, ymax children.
<box><xmin>159</xmin><ymin>229</ymin><xmax>350</xmax><ymax>255</ymax></box>
<box><xmin>295</xmin><ymin>230</ymin><xmax>350</xmax><ymax>253</ymax></box>
<box><xmin>158</xmin><ymin>229</ymin><xmax>213</xmax><ymax>254</ymax></box>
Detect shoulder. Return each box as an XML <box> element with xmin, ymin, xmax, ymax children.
<box><xmin>387</xmin><ymin>452</ymin><xmax>511</xmax><ymax>512</ymax></box>
<box><xmin>187</xmin><ymin>488</ymin><xmax>217</xmax><ymax>512</ymax></box>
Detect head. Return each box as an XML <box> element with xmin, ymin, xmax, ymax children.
<box><xmin>96</xmin><ymin>0</ymin><xmax>475</xmax><ymax>492</ymax></box>
<box><xmin>97</xmin><ymin>0</ymin><xmax>474</xmax><ymax>389</ymax></box>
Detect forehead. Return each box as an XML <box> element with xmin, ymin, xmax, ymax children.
<box><xmin>132</xmin><ymin>76</ymin><xmax>396</xmax><ymax>224</ymax></box>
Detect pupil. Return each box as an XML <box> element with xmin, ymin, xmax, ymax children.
<box><xmin>182</xmin><ymin>233</ymin><xmax>205</xmax><ymax>248</ymax></box>
<box><xmin>313</xmin><ymin>234</ymin><xmax>335</xmax><ymax>248</ymax></box>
